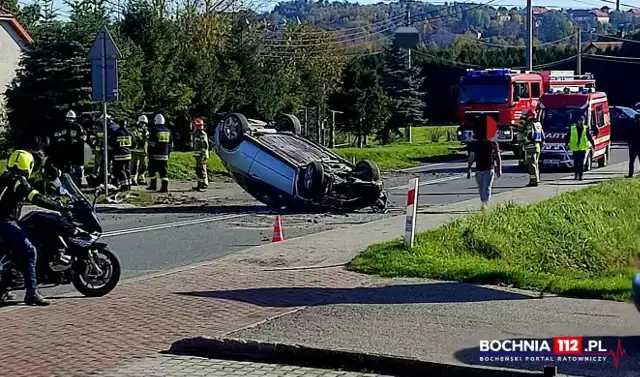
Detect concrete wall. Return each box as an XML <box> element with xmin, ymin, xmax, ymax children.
<box><xmin>0</xmin><ymin>21</ymin><xmax>23</xmax><ymax>98</ymax></box>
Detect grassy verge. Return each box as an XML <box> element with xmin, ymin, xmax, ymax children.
<box><xmin>349</xmin><ymin>178</ymin><xmax>640</xmax><ymax>301</ymax></box>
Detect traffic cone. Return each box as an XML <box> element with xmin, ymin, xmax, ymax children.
<box><xmin>272</xmin><ymin>216</ymin><xmax>284</xmax><ymax>242</ymax></box>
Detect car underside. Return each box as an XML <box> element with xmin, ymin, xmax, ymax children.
<box><xmin>214</xmin><ymin>113</ymin><xmax>388</xmax><ymax>212</ymax></box>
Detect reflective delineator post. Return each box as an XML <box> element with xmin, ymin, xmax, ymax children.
<box><xmin>404</xmin><ymin>177</ymin><xmax>419</xmax><ymax>249</ymax></box>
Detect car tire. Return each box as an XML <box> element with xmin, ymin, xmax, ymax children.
<box><xmin>220</xmin><ymin>113</ymin><xmax>249</xmax><ymax>150</ymax></box>
<box><xmin>298</xmin><ymin>161</ymin><xmax>325</xmax><ymax>198</ymax></box>
<box><xmin>275</xmin><ymin>114</ymin><xmax>302</xmax><ymax>135</ymax></box>
<box><xmin>598</xmin><ymin>146</ymin><xmax>610</xmax><ymax>168</ymax></box>
<box><xmin>354</xmin><ymin>160</ymin><xmax>381</xmax><ymax>182</ymax></box>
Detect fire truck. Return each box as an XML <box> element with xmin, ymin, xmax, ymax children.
<box><xmin>456</xmin><ymin>69</ymin><xmax>596</xmax><ymax>156</ymax></box>
<box><xmin>537</xmin><ymin>88</ymin><xmax>611</xmax><ymax>170</ymax></box>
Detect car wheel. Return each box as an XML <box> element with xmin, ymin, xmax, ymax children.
<box><xmin>298</xmin><ymin>161</ymin><xmax>325</xmax><ymax>198</ymax></box>
<box><xmin>598</xmin><ymin>146</ymin><xmax>610</xmax><ymax>168</ymax></box>
<box><xmin>220</xmin><ymin>113</ymin><xmax>249</xmax><ymax>150</ymax></box>
<box><xmin>354</xmin><ymin>160</ymin><xmax>381</xmax><ymax>182</ymax></box>
<box><xmin>275</xmin><ymin>114</ymin><xmax>302</xmax><ymax>135</ymax></box>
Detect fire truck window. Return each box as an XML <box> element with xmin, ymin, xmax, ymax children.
<box><xmin>596</xmin><ymin>105</ymin><xmax>605</xmax><ymax>126</ymax></box>
<box><xmin>531</xmin><ymin>83</ymin><xmax>541</xmax><ymax>98</ymax></box>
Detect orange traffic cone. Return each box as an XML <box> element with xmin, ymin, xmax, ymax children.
<box><xmin>272</xmin><ymin>216</ymin><xmax>284</xmax><ymax>242</ymax></box>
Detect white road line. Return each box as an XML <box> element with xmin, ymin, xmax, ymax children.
<box><xmin>102</xmin><ymin>214</ymin><xmax>247</xmax><ymax>237</ymax></box>
<box><xmin>389</xmin><ymin>174</ymin><xmax>466</xmax><ymax>190</ymax></box>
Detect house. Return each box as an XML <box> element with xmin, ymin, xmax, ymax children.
<box><xmin>629</xmin><ymin>8</ymin><xmax>640</xmax><ymax>16</ymax></box>
<box><xmin>569</xmin><ymin>9</ymin><xmax>610</xmax><ymax>24</ymax></box>
<box><xmin>582</xmin><ymin>41</ymin><xmax>623</xmax><ymax>53</ymax></box>
<box><xmin>0</xmin><ymin>9</ymin><xmax>32</xmax><ymax>99</ymax></box>
<box><xmin>496</xmin><ymin>11</ymin><xmax>511</xmax><ymax>22</ymax></box>
<box><xmin>521</xmin><ymin>6</ymin><xmax>548</xmax><ymax>15</ymax></box>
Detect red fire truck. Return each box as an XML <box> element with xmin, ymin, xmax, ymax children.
<box><xmin>537</xmin><ymin>88</ymin><xmax>612</xmax><ymax>170</ymax></box>
<box><xmin>456</xmin><ymin>69</ymin><xmax>596</xmax><ymax>156</ymax></box>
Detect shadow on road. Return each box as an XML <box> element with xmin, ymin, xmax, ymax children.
<box><xmin>97</xmin><ymin>204</ymin><xmax>273</xmax><ymax>215</ymax></box>
<box><xmin>424</xmin><ymin>166</ymin><xmax>525</xmax><ymax>175</ymax></box>
<box><xmin>454</xmin><ymin>335</ymin><xmax>639</xmax><ymax>377</ymax></box>
<box><xmin>175</xmin><ymin>282</ymin><xmax>533</xmax><ymax>307</ymax></box>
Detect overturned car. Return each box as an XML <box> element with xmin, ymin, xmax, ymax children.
<box><xmin>214</xmin><ymin>113</ymin><xmax>387</xmax><ymax>212</ymax></box>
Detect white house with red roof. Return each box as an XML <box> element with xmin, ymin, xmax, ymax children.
<box><xmin>0</xmin><ymin>8</ymin><xmax>33</xmax><ymax>98</ymax></box>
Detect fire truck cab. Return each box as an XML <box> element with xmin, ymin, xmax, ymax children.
<box><xmin>537</xmin><ymin>88</ymin><xmax>611</xmax><ymax>170</ymax></box>
<box><xmin>456</xmin><ymin>69</ymin><xmax>596</xmax><ymax>155</ymax></box>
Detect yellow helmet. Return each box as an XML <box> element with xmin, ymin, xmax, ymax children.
<box><xmin>7</xmin><ymin>150</ymin><xmax>35</xmax><ymax>178</ymax></box>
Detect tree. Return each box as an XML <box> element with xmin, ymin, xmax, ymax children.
<box><xmin>5</xmin><ymin>0</ymin><xmax>69</xmax><ymax>146</ymax></box>
<box><xmin>380</xmin><ymin>44</ymin><xmax>426</xmax><ymax>144</ymax></box>
<box><xmin>332</xmin><ymin>55</ymin><xmax>391</xmax><ymax>146</ymax></box>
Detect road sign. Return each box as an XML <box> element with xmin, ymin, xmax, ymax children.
<box><xmin>89</xmin><ymin>26</ymin><xmax>121</xmax><ymax>102</ymax></box>
<box><xmin>88</xmin><ymin>26</ymin><xmax>122</xmax><ymax>61</ymax></box>
<box><xmin>88</xmin><ymin>26</ymin><xmax>122</xmax><ymax>196</ymax></box>
<box><xmin>90</xmin><ymin>59</ymin><xmax>118</xmax><ymax>102</ymax></box>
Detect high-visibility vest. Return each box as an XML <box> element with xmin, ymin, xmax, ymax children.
<box><xmin>569</xmin><ymin>125</ymin><xmax>589</xmax><ymax>151</ymax></box>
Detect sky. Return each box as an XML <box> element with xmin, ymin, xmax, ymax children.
<box><xmin>40</xmin><ymin>0</ymin><xmax>640</xmax><ymax>19</ymax></box>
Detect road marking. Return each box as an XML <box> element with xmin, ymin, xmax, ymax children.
<box><xmin>389</xmin><ymin>174</ymin><xmax>466</xmax><ymax>190</ymax></box>
<box><xmin>102</xmin><ymin>214</ymin><xmax>247</xmax><ymax>237</ymax></box>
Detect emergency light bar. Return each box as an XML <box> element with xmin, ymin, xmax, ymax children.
<box><xmin>466</xmin><ymin>68</ymin><xmax>517</xmax><ymax>77</ymax></box>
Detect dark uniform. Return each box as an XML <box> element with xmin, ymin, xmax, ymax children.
<box><xmin>628</xmin><ymin>114</ymin><xmax>640</xmax><ymax>177</ymax></box>
<box><xmin>111</xmin><ymin>124</ymin><xmax>133</xmax><ymax>192</ymax></box>
<box><xmin>0</xmin><ymin>150</ymin><xmax>67</xmax><ymax>306</ymax></box>
<box><xmin>147</xmin><ymin>114</ymin><xmax>172</xmax><ymax>193</ymax></box>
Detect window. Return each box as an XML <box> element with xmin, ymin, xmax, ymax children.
<box><xmin>513</xmin><ymin>83</ymin><xmax>530</xmax><ymax>101</ymax></box>
<box><xmin>596</xmin><ymin>105</ymin><xmax>605</xmax><ymax>127</ymax></box>
<box><xmin>531</xmin><ymin>82</ymin><xmax>541</xmax><ymax>98</ymax></box>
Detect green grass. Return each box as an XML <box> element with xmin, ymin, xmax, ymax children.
<box><xmin>334</xmin><ymin>126</ymin><xmax>463</xmax><ymax>170</ymax></box>
<box><xmin>349</xmin><ymin>178</ymin><xmax>640</xmax><ymax>301</ymax></box>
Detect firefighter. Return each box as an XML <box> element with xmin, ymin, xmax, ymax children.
<box><xmin>516</xmin><ymin>113</ymin><xmax>528</xmax><ymax>167</ymax></box>
<box><xmin>91</xmin><ymin>119</ymin><xmax>106</xmax><ymax>185</ymax></box>
<box><xmin>567</xmin><ymin>116</ymin><xmax>595</xmax><ymax>181</ymax></box>
<box><xmin>147</xmin><ymin>114</ymin><xmax>172</xmax><ymax>193</ymax></box>
<box><xmin>110</xmin><ymin>120</ymin><xmax>133</xmax><ymax>192</ymax></box>
<box><xmin>522</xmin><ymin>109</ymin><xmax>545</xmax><ymax>187</ymax></box>
<box><xmin>131</xmin><ymin>115</ymin><xmax>149</xmax><ymax>186</ymax></box>
<box><xmin>191</xmin><ymin>117</ymin><xmax>209</xmax><ymax>191</ymax></box>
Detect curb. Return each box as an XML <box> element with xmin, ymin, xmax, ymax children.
<box><xmin>167</xmin><ymin>337</ymin><xmax>566</xmax><ymax>377</ymax></box>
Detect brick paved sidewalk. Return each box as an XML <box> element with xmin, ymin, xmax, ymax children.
<box><xmin>0</xmin><ymin>263</ymin><xmax>371</xmax><ymax>377</ymax></box>
<box><xmin>93</xmin><ymin>355</ymin><xmax>393</xmax><ymax>377</ymax></box>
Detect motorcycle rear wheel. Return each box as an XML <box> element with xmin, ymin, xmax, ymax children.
<box><xmin>72</xmin><ymin>246</ymin><xmax>121</xmax><ymax>297</ymax></box>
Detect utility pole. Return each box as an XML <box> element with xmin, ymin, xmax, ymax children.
<box><xmin>525</xmin><ymin>0</ymin><xmax>533</xmax><ymax>71</ymax></box>
<box><xmin>405</xmin><ymin>8</ymin><xmax>413</xmax><ymax>143</ymax></box>
<box><xmin>577</xmin><ymin>27</ymin><xmax>582</xmax><ymax>75</ymax></box>
<box><xmin>329</xmin><ymin>110</ymin><xmax>343</xmax><ymax>148</ymax></box>
<box><xmin>616</xmin><ymin>0</ymin><xmax>620</xmax><ymax>11</ymax></box>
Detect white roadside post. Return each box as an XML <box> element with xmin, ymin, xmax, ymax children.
<box><xmin>404</xmin><ymin>177</ymin><xmax>419</xmax><ymax>249</ymax></box>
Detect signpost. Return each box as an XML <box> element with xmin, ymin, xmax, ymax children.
<box><xmin>88</xmin><ymin>26</ymin><xmax>122</xmax><ymax>196</ymax></box>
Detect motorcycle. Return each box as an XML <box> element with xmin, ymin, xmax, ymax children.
<box><xmin>0</xmin><ymin>173</ymin><xmax>121</xmax><ymax>298</ymax></box>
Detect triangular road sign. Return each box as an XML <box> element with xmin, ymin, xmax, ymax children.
<box><xmin>88</xmin><ymin>26</ymin><xmax>122</xmax><ymax>60</ymax></box>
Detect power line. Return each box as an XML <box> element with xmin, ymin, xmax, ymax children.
<box><xmin>583</xmin><ymin>55</ymin><xmax>640</xmax><ymax>64</ymax></box>
<box><xmin>593</xmin><ymin>33</ymin><xmax>640</xmax><ymax>44</ymax></box>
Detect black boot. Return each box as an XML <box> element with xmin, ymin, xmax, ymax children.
<box><xmin>147</xmin><ymin>178</ymin><xmax>157</xmax><ymax>191</ymax></box>
<box><xmin>159</xmin><ymin>180</ymin><xmax>169</xmax><ymax>193</ymax></box>
<box><xmin>24</xmin><ymin>289</ymin><xmax>50</xmax><ymax>306</ymax></box>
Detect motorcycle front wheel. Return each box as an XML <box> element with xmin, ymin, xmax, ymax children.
<box><xmin>72</xmin><ymin>246</ymin><xmax>121</xmax><ymax>297</ymax></box>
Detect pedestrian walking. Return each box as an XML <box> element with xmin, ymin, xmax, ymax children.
<box><xmin>566</xmin><ymin>116</ymin><xmax>595</xmax><ymax>181</ymax></box>
<box><xmin>131</xmin><ymin>115</ymin><xmax>149</xmax><ymax>186</ymax></box>
<box><xmin>627</xmin><ymin>114</ymin><xmax>640</xmax><ymax>177</ymax></box>
<box><xmin>522</xmin><ymin>110</ymin><xmax>545</xmax><ymax>187</ymax></box>
<box><xmin>467</xmin><ymin>115</ymin><xmax>502</xmax><ymax>211</ymax></box>
<box><xmin>191</xmin><ymin>117</ymin><xmax>209</xmax><ymax>191</ymax></box>
<box><xmin>147</xmin><ymin>114</ymin><xmax>172</xmax><ymax>193</ymax></box>
<box><xmin>111</xmin><ymin>121</ymin><xmax>133</xmax><ymax>192</ymax></box>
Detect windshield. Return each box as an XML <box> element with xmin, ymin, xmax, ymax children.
<box><xmin>459</xmin><ymin>76</ymin><xmax>510</xmax><ymax>105</ymax></box>
<box><xmin>542</xmin><ymin>108</ymin><xmax>587</xmax><ymax>132</ymax></box>
<box><xmin>620</xmin><ymin>107</ymin><xmax>638</xmax><ymax>118</ymax></box>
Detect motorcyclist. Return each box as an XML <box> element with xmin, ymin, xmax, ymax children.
<box><xmin>0</xmin><ymin>150</ymin><xmax>69</xmax><ymax>306</ymax></box>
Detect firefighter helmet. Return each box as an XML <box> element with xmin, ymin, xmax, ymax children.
<box><xmin>66</xmin><ymin>110</ymin><xmax>76</xmax><ymax>119</ymax></box>
<box><xmin>138</xmin><ymin>115</ymin><xmax>149</xmax><ymax>124</ymax></box>
<box><xmin>525</xmin><ymin>110</ymin><xmax>536</xmax><ymax>120</ymax></box>
<box><xmin>7</xmin><ymin>150</ymin><xmax>35</xmax><ymax>178</ymax></box>
<box><xmin>193</xmin><ymin>117</ymin><xmax>204</xmax><ymax>130</ymax></box>
<box><xmin>154</xmin><ymin>114</ymin><xmax>165</xmax><ymax>125</ymax></box>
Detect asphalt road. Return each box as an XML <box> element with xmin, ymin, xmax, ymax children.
<box><xmin>40</xmin><ymin>143</ymin><xmax>630</xmax><ymax>297</ymax></box>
